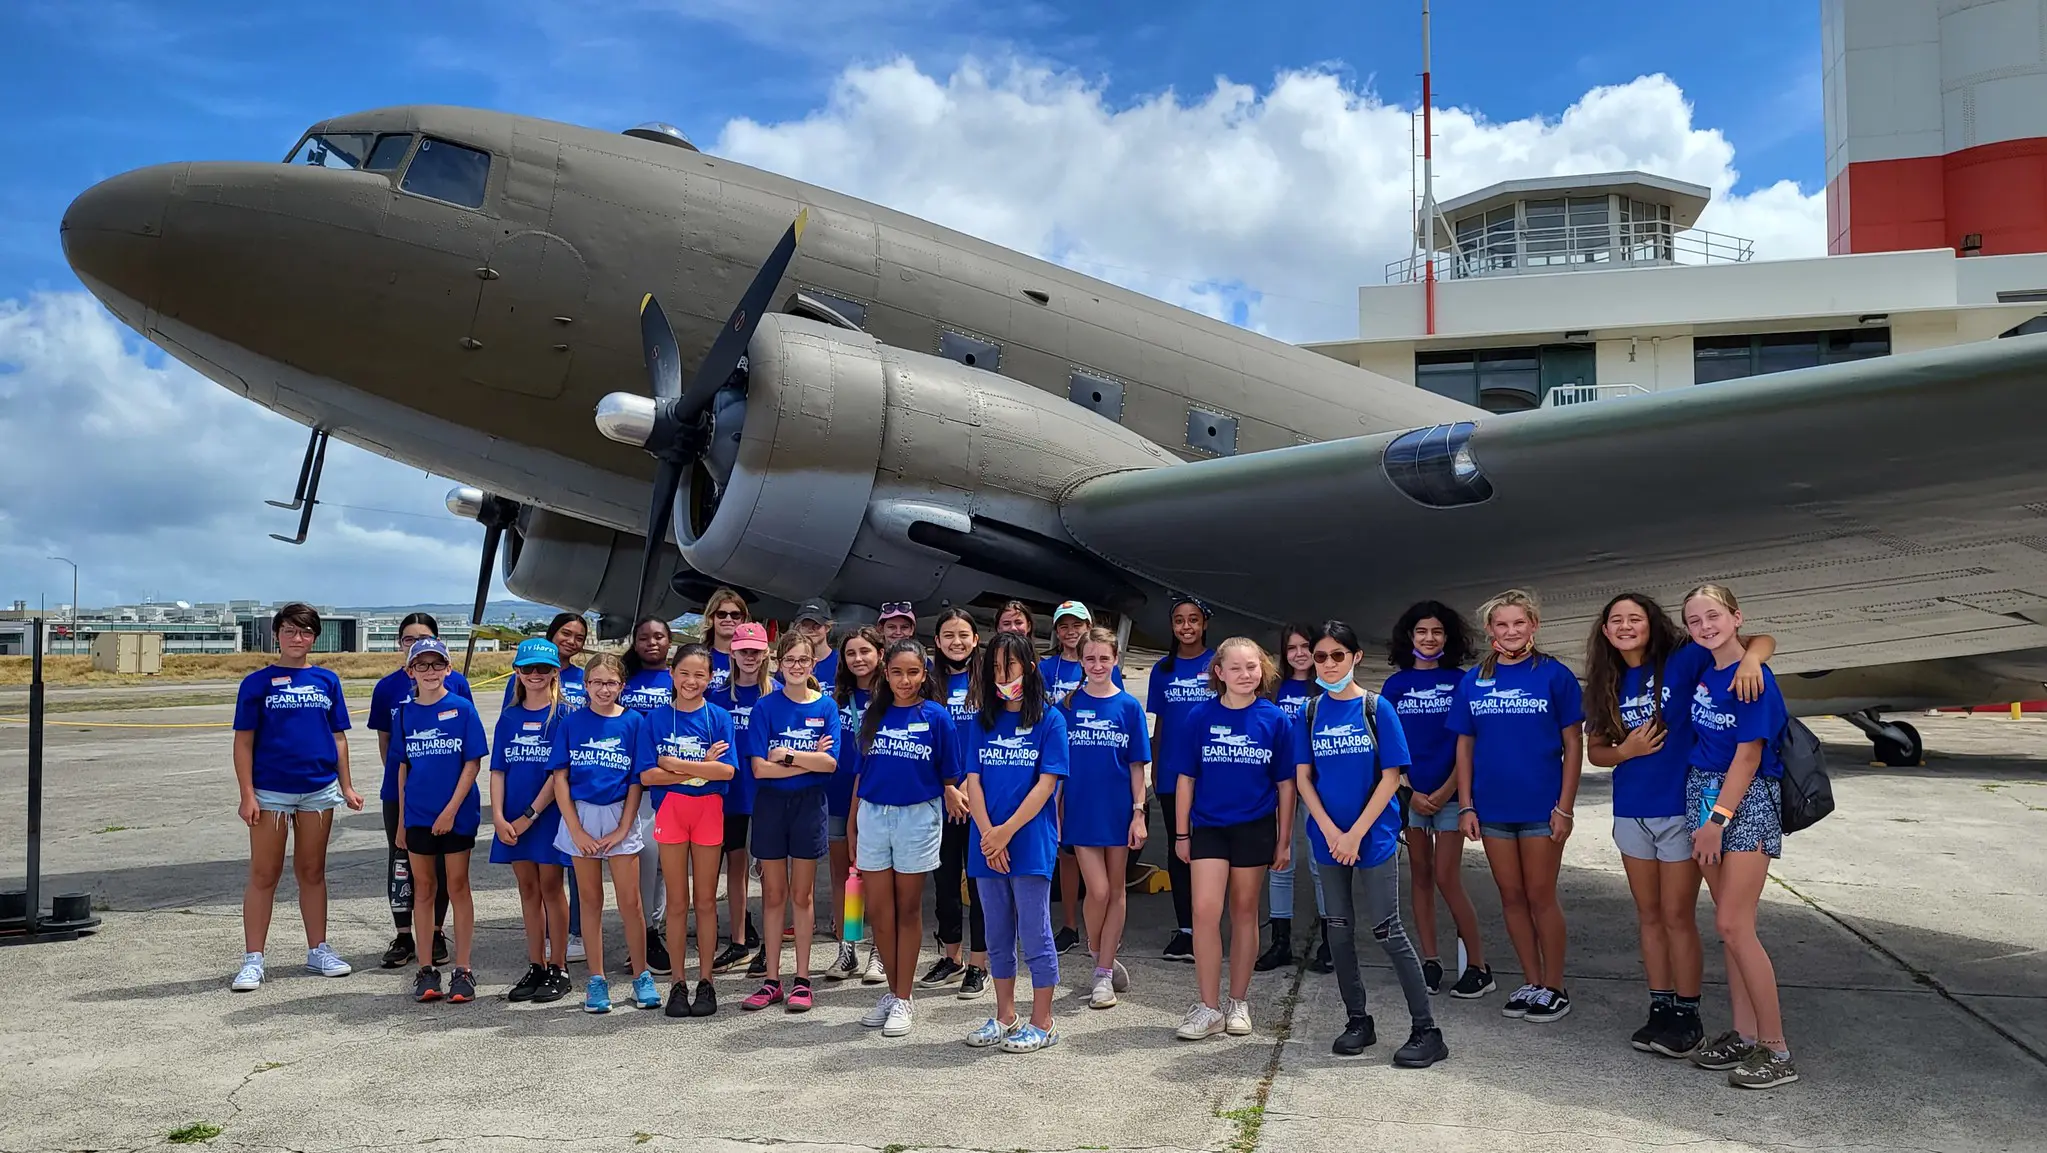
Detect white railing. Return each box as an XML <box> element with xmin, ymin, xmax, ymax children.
<box><xmin>1542</xmin><ymin>382</ymin><xmax>1651</xmax><ymax>408</ymax></box>
<box><xmin>1386</xmin><ymin>221</ymin><xmax>1754</xmax><ymax>284</ymax></box>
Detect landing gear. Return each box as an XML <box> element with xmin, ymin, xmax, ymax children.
<box><xmin>1840</xmin><ymin>710</ymin><xmax>1924</xmax><ymax>767</ymax></box>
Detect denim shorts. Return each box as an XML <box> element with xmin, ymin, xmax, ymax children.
<box><xmin>254</xmin><ymin>781</ymin><xmax>344</xmax><ymax>814</ymax></box>
<box><xmin>853</xmin><ymin>798</ymin><xmax>944</xmax><ymax>874</ymax></box>
<box><xmin>1407</xmin><ymin>803</ymin><xmax>1461</xmax><ymax>832</ymax></box>
<box><xmin>1479</xmin><ymin>819</ymin><xmax>1553</xmax><ymax>839</ymax></box>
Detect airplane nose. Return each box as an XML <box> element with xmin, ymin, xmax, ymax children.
<box><xmin>61</xmin><ymin>163</ymin><xmax>182</xmax><ymax>320</ymax></box>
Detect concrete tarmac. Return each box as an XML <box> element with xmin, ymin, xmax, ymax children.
<box><xmin>2</xmin><ymin>691</ymin><xmax>2044</xmax><ymax>1153</ymax></box>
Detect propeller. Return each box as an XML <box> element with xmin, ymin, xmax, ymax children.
<box><xmin>596</xmin><ymin>209</ymin><xmax>809</xmax><ymax>622</ymax></box>
<box><xmin>445</xmin><ymin>487</ymin><xmax>519</xmax><ymax>676</ymax></box>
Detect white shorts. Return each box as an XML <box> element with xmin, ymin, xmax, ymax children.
<box><xmin>553</xmin><ymin>800</ymin><xmax>647</xmax><ymax>859</ymax></box>
<box><xmin>853</xmin><ymin>798</ymin><xmax>944</xmax><ymax>874</ymax></box>
<box><xmin>1613</xmin><ymin>814</ymin><xmax>1691</xmax><ymax>863</ymax></box>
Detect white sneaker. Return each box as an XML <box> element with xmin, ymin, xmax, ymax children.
<box><xmin>566</xmin><ymin>936</ymin><xmax>586</xmax><ymax>963</ymax></box>
<box><xmin>1176</xmin><ymin>1001</ymin><xmax>1226</xmax><ymax>1040</ymax></box>
<box><xmin>882</xmin><ymin>996</ymin><xmax>914</xmax><ymax>1037</ymax></box>
<box><xmin>304</xmin><ymin>942</ymin><xmax>351</xmax><ymax>977</ymax></box>
<box><xmin>825</xmin><ymin>940</ymin><xmax>859</xmax><ymax>980</ymax></box>
<box><xmin>1111</xmin><ymin>958</ymin><xmax>1130</xmax><ymax>992</ymax></box>
<box><xmin>1090</xmin><ymin>973</ymin><xmax>1118</xmax><ymax>1009</ymax></box>
<box><xmin>859</xmin><ymin>992</ymin><xmax>897</xmax><ymax>1028</ymax></box>
<box><xmin>1224</xmin><ymin>996</ymin><xmax>1253</xmax><ymax>1036</ymax></box>
<box><xmin>860</xmin><ymin>947</ymin><xmax>887</xmax><ymax>985</ymax></box>
<box><xmin>230</xmin><ymin>952</ymin><xmax>265</xmax><ymax>992</ymax></box>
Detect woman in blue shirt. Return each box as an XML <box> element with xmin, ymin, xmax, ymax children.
<box><xmin>826</xmin><ymin>626</ymin><xmax>885</xmax><ymax>981</ymax></box>
<box><xmin>1448</xmin><ymin>590</ymin><xmax>1583</xmax><ymax>1025</ymax></box>
<box><xmin>925</xmin><ymin>608</ymin><xmax>990</xmax><ymax>995</ymax></box>
<box><xmin>368</xmin><ymin>612</ymin><xmax>474</xmax><ymax>971</ymax></box>
<box><xmin>1258</xmin><ymin>623</ymin><xmax>1326</xmax><ymax>974</ymax></box>
<box><xmin>1149</xmin><ymin>595</ymin><xmax>1216</xmax><ymax>963</ymax></box>
<box><xmin>1172</xmin><ymin>637</ymin><xmax>1294</xmax><ymax>1042</ymax></box>
<box><xmin>1295</xmin><ymin>621</ymin><xmax>1446</xmax><ymax>1067</ymax></box>
<box><xmin>490</xmin><ymin>638</ymin><xmax>572</xmax><ymax>1005</ymax></box>
<box><xmin>619</xmin><ymin>616</ymin><xmax>676</xmax><ymax>977</ymax></box>
<box><xmin>1680</xmin><ymin>584</ymin><xmax>1798</xmax><ymax>1090</ymax></box>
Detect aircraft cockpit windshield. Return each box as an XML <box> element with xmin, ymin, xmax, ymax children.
<box><xmin>284</xmin><ymin>131</ymin><xmax>413</xmax><ymax>172</ymax></box>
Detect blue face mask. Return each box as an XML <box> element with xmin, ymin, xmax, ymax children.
<box><xmin>1315</xmin><ymin>669</ymin><xmax>1355</xmax><ymax>693</ymax></box>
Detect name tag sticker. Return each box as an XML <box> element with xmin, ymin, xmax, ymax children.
<box><xmin>271</xmin><ymin>676</ymin><xmax>292</xmax><ymax>686</ymax></box>
<box><xmin>908</xmin><ymin>722</ymin><xmax>929</xmax><ymax>733</ymax></box>
<box><xmin>523</xmin><ymin>721</ymin><xmax>544</xmax><ymax>730</ymax></box>
<box><xmin>438</xmin><ymin>709</ymin><xmax>459</xmax><ymax>720</ymax></box>
<box><xmin>804</xmin><ymin>717</ymin><xmax>825</xmax><ymax>727</ymax></box>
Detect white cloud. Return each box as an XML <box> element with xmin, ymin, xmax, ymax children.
<box><xmin>0</xmin><ymin>292</ymin><xmax>502</xmax><ymax>610</ymax></box>
<box><xmin>717</xmin><ymin>62</ymin><xmax>1827</xmax><ymax>340</ymax></box>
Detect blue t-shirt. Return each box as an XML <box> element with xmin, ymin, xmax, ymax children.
<box><xmin>1146</xmin><ymin>648</ymin><xmax>1215</xmax><ymax>795</ymax></box>
<box><xmin>1293</xmin><ymin>692</ymin><xmax>1409</xmax><ymax>868</ymax></box>
<box><xmin>1688</xmin><ymin>661</ymin><xmax>1786</xmax><ymax>779</ymax></box>
<box><xmin>619</xmin><ymin>667</ymin><xmax>674</xmax><ymax>714</ymax></box>
<box><xmin>709</xmin><ymin>678</ymin><xmax>773</xmax><ymax>815</ymax></box>
<box><xmin>1275</xmin><ymin>678</ymin><xmax>1316</xmax><ymax>723</ymax></box>
<box><xmin>1173</xmin><ymin>697</ymin><xmax>1294</xmax><ymax>828</ymax></box>
<box><xmin>491</xmin><ymin>704</ymin><xmax>562</xmax><ymax>825</ymax></box>
<box><xmin>393</xmin><ymin>694</ymin><xmax>489</xmax><ymax>834</ymax></box>
<box><xmin>746</xmin><ymin>690</ymin><xmax>843</xmax><ymax>793</ymax></box>
<box><xmin>551</xmin><ymin>708</ymin><xmax>646</xmax><ymax>805</ymax></box>
<box><xmin>856</xmin><ymin>700</ymin><xmax>958</xmax><ymax>806</ymax></box>
<box><xmin>967</xmin><ymin>708</ymin><xmax>1071</xmax><ymax>879</ymax></box>
<box><xmin>639</xmin><ymin>701</ymin><xmax>737</xmax><ymax>805</ymax></box>
<box><xmin>233</xmin><ymin>665</ymin><xmax>351</xmax><ymax>794</ymax></box>
<box><xmin>369</xmin><ymin>666</ymin><xmax>473</xmax><ymax>801</ymax></box>
<box><xmin>1382</xmin><ymin>666</ymin><xmax>1463</xmax><ymax>795</ymax></box>
<box><xmin>830</xmin><ymin>688</ymin><xmax>873</xmax><ymax>817</ymax></box>
<box><xmin>1611</xmin><ymin>643</ymin><xmax>1715</xmax><ymax>818</ymax></box>
<box><xmin>501</xmin><ymin>663</ymin><xmax>585</xmax><ymax>713</ymax></box>
<box><xmin>942</xmin><ymin>668</ymin><xmax>976</xmax><ymax>767</ymax></box>
<box><xmin>708</xmin><ymin>649</ymin><xmax>733</xmax><ymax>696</ymax></box>
<box><xmin>1059</xmin><ymin>689</ymin><xmax>1152</xmax><ymax>847</ymax></box>
<box><xmin>1445</xmin><ymin>658</ymin><xmax>1585</xmax><ymax>824</ymax></box>
<box><xmin>1039</xmin><ymin>655</ymin><xmax>1123</xmax><ymax>704</ymax></box>
<box><xmin>813</xmin><ymin>649</ymin><xmax>838</xmax><ymax>691</ymax></box>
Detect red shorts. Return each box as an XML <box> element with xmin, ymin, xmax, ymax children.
<box><xmin>654</xmin><ymin>792</ymin><xmax>725</xmax><ymax>846</ymax></box>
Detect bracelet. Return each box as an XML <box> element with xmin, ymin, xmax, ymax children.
<box><xmin>1458</xmin><ymin>806</ymin><xmax>1477</xmax><ymax>815</ymax></box>
<box><xmin>1711</xmin><ymin>804</ymin><xmax>1736</xmax><ymax>820</ymax></box>
<box><xmin>1552</xmin><ymin>807</ymin><xmax>1574</xmax><ymax>820</ymax></box>
<box><xmin>1173</xmin><ymin>833</ymin><xmax>1190</xmax><ymax>841</ymax></box>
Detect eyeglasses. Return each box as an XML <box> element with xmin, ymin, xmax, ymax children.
<box><xmin>400</xmin><ymin>633</ymin><xmax>434</xmax><ymax>645</ymax></box>
<box><xmin>1311</xmin><ymin>650</ymin><xmax>1351</xmax><ymax>664</ymax></box>
<box><xmin>711</xmin><ymin>610</ymin><xmax>747</xmax><ymax>621</ymax></box>
<box><xmin>412</xmin><ymin>660</ymin><xmax>449</xmax><ymax>672</ymax></box>
<box><xmin>880</xmin><ymin>602</ymin><xmax>913</xmax><ymax>616</ymax></box>
<box><xmin>584</xmin><ymin>678</ymin><xmax>622</xmax><ymax>690</ymax></box>
<box><xmin>780</xmin><ymin>655</ymin><xmax>816</xmax><ymax>667</ymax></box>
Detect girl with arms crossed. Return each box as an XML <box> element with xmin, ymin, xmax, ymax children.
<box><xmin>741</xmin><ymin>632</ymin><xmax>841</xmax><ymax>1013</ymax></box>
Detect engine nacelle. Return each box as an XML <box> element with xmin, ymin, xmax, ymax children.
<box><xmin>676</xmin><ymin>314</ymin><xmax>1182</xmax><ymax>606</ymax></box>
<box><xmin>501</xmin><ymin>507</ymin><xmax>697</xmax><ymax>623</ymax></box>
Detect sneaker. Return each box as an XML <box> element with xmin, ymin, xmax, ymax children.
<box><xmin>645</xmin><ymin>928</ymin><xmax>671</xmax><ymax>976</ymax></box>
<box><xmin>690</xmin><ymin>979</ymin><xmax>718</xmax><ymax>1017</ymax></box>
<box><xmin>448</xmin><ymin>967</ymin><xmax>476</xmax><ymax>1004</ymax></box>
<box><xmin>584</xmin><ymin>975</ymin><xmax>611</xmax><ymax>1013</ymax></box>
<box><xmin>1332</xmin><ymin>1013</ymin><xmax>1376</xmax><ymax>1056</ymax></box>
<box><xmin>745</xmin><ymin>949</ymin><xmax>769</xmax><ymax>980</ymax></box>
<box><xmin>432</xmin><ymin>931</ymin><xmax>451</xmax><ymax>968</ymax></box>
<box><xmin>966</xmin><ymin>1016</ymin><xmax>1020</xmax><ymax>1047</ymax></box>
<box><xmin>1500</xmin><ymin>983</ymin><xmax>1540</xmax><ymax>1019</ymax></box>
<box><xmin>1450</xmin><ymin>964</ymin><xmax>1495</xmax><ymax>999</ymax></box>
<box><xmin>1090</xmin><ymin>973</ymin><xmax>1118</xmax><ymax>1009</ymax></box>
<box><xmin>825</xmin><ymin>941</ymin><xmax>859</xmax><ymax>980</ymax></box>
<box><xmin>919</xmin><ymin>956</ymin><xmax>965</xmax><ymax>987</ymax></box>
<box><xmin>741</xmin><ymin>979</ymin><xmax>784</xmax><ymax>1011</ymax></box>
<box><xmin>534</xmin><ymin>966</ymin><xmax>572</xmax><ymax>1004</ymax></box>
<box><xmin>743</xmin><ymin>912</ymin><xmax>760</xmax><ymax>950</ymax></box>
<box><xmin>1729</xmin><ymin>1047</ymin><xmax>1800</xmax><ymax>1090</ymax></box>
<box><xmin>380</xmin><ymin>934</ymin><xmax>414</xmax><ymax>969</ymax></box>
<box><xmin>882</xmin><ymin>996</ymin><xmax>913</xmax><ymax>1037</ymax></box>
<box><xmin>565</xmin><ymin>935</ymin><xmax>586</xmax><ymax>963</ymax></box>
<box><xmin>711</xmin><ymin>941</ymin><xmax>751</xmax><ymax>973</ymax></box>
<box><xmin>1253</xmin><ymin>929</ymin><xmax>1292</xmax><ymax>973</ymax></box>
<box><xmin>230</xmin><ymin>952</ymin><xmax>264</xmax><ymax>992</ymax></box>
<box><xmin>956</xmin><ymin>965</ymin><xmax>988</xmax><ymax>999</ymax></box>
<box><xmin>1001</xmin><ymin>1022</ymin><xmax>1058</xmax><ymax>1052</ymax></box>
<box><xmin>1111</xmin><ymin>958</ymin><xmax>1130</xmax><ymax>992</ymax></box>
<box><xmin>1175</xmin><ymin>1001</ymin><xmax>1226</xmax><ymax>1041</ymax></box>
<box><xmin>861</xmin><ymin>992</ymin><xmax>899</xmax><ymax>1028</ymax></box>
<box><xmin>413</xmin><ymin>966</ymin><xmax>443</xmax><ymax>1003</ymax></box>
<box><xmin>1524</xmin><ymin>988</ymin><xmax>1571</xmax><ymax>1023</ymax></box>
<box><xmin>1393</xmin><ymin>1025</ymin><xmax>1449</xmax><ymax>1069</ymax></box>
<box><xmin>665</xmin><ymin>981</ymin><xmax>693</xmax><ymax>1018</ymax></box>
<box><xmin>1163</xmin><ymin>930</ymin><xmax>1195</xmax><ymax>963</ymax></box>
<box><xmin>1422</xmin><ymin>958</ymin><xmax>1445</xmax><ymax>995</ymax></box>
<box><xmin>509</xmin><ymin>963</ymin><xmax>547</xmax><ymax>1002</ymax></box>
<box><xmin>1631</xmin><ymin>1004</ymin><xmax>1672</xmax><ymax>1052</ymax></box>
<box><xmin>860</xmin><ymin>947</ymin><xmax>887</xmax><ymax>985</ymax></box>
<box><xmin>1054</xmin><ymin>926</ymin><xmax>1080</xmax><ymax>954</ymax></box>
<box><xmin>1690</xmin><ymin>1030</ymin><xmax>1758</xmax><ymax>1071</ymax></box>
<box><xmin>786</xmin><ymin>978</ymin><xmax>814</xmax><ymax>1013</ymax></box>
<box><xmin>305</xmin><ymin>942</ymin><xmax>352</xmax><ymax>978</ymax></box>
<box><xmin>632</xmin><ymin>970</ymin><xmax>661</xmax><ymax>1009</ymax></box>
<box><xmin>1224</xmin><ymin>997</ymin><xmax>1253</xmax><ymax>1036</ymax></box>
<box><xmin>1653</xmin><ymin>1010</ymin><xmax>1706</xmax><ymax>1059</ymax></box>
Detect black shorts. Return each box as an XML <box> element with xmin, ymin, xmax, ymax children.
<box><xmin>404</xmin><ymin>827</ymin><xmax>477</xmax><ymax>856</ymax></box>
<box><xmin>1189</xmin><ymin>815</ymin><xmax>1277</xmax><ymax>868</ymax></box>
<box><xmin>723</xmin><ymin>812</ymin><xmax>751</xmax><ymax>854</ymax></box>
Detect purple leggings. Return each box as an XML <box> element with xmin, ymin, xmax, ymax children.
<box><xmin>975</xmin><ymin>873</ymin><xmax>1057</xmax><ymax>987</ymax></box>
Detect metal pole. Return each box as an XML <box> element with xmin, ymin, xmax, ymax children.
<box><xmin>48</xmin><ymin>557</ymin><xmax>76</xmax><ymax>657</ymax></box>
<box><xmin>1422</xmin><ymin>0</ymin><xmax>1438</xmax><ymax>336</ymax></box>
<box><xmin>25</xmin><ymin>618</ymin><xmax>43</xmax><ymax>931</ymax></box>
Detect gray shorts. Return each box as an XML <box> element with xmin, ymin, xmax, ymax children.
<box><xmin>1407</xmin><ymin>804</ymin><xmax>1460</xmax><ymax>832</ymax></box>
<box><xmin>1613</xmin><ymin>815</ymin><xmax>1690</xmax><ymax>863</ymax></box>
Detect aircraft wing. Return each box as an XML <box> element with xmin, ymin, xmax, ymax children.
<box><xmin>1060</xmin><ymin>333</ymin><xmax>2047</xmax><ymax>674</ymax></box>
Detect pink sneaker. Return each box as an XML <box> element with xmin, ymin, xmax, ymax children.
<box><xmin>786</xmin><ymin>979</ymin><xmax>814</xmax><ymax>1013</ymax></box>
<box><xmin>741</xmin><ymin>980</ymin><xmax>784</xmax><ymax>1011</ymax></box>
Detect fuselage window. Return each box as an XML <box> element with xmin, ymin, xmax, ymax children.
<box><xmin>400</xmin><ymin>138</ymin><xmax>492</xmax><ymax>210</ymax></box>
<box><xmin>1185</xmin><ymin>408</ymin><xmax>1239</xmax><ymax>456</ymax></box>
<box><xmin>364</xmin><ymin>133</ymin><xmax>414</xmax><ymax>172</ymax></box>
<box><xmin>286</xmin><ymin>132</ymin><xmax>376</xmax><ymax>169</ymax></box>
<box><xmin>939</xmin><ymin>330</ymin><xmax>1001</xmax><ymax>370</ymax></box>
<box><xmin>1068</xmin><ymin>371</ymin><xmax>1125</xmax><ymax>422</ymax></box>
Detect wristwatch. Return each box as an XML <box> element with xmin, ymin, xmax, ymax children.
<box><xmin>780</xmin><ymin>751</ymin><xmax>797</xmax><ymax>767</ymax></box>
<box><xmin>1708</xmin><ymin>810</ymin><xmax>1730</xmax><ymax>827</ymax></box>
<box><xmin>520</xmin><ymin>806</ymin><xmax>537</xmax><ymax>821</ymax></box>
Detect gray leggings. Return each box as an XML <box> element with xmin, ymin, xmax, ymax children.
<box><xmin>1317</xmin><ymin>857</ymin><xmax>1433</xmax><ymax>1030</ymax></box>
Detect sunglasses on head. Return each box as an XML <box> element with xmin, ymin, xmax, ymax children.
<box><xmin>880</xmin><ymin>601</ymin><xmax>913</xmax><ymax>615</ymax></box>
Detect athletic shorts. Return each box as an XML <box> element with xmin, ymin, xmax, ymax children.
<box><xmin>723</xmin><ymin>812</ymin><xmax>751</xmax><ymax>854</ymax></box>
<box><xmin>255</xmin><ymin>781</ymin><xmax>344</xmax><ymax>814</ymax></box>
<box><xmin>1614</xmin><ymin>814</ymin><xmax>1691</xmax><ymax>863</ymax></box>
<box><xmin>751</xmin><ymin>784</ymin><xmax>828</xmax><ymax>861</ymax></box>
<box><xmin>404</xmin><ymin>826</ymin><xmax>477</xmax><ymax>855</ymax></box>
<box><xmin>1480</xmin><ymin>819</ymin><xmax>1553</xmax><ymax>839</ymax></box>
<box><xmin>1685</xmin><ymin>768</ymin><xmax>1782</xmax><ymax>858</ymax></box>
<box><xmin>1407</xmin><ymin>803</ymin><xmax>1461</xmax><ymax>832</ymax></box>
<box><xmin>654</xmin><ymin>792</ymin><xmax>725</xmax><ymax>847</ymax></box>
<box><xmin>552</xmin><ymin>800</ymin><xmax>647</xmax><ymax>859</ymax></box>
<box><xmin>829</xmin><ymin>813</ymin><xmax>849</xmax><ymax>840</ymax></box>
<box><xmin>1189</xmin><ymin>814</ymin><xmax>1277</xmax><ymax>868</ymax></box>
<box><xmin>853</xmin><ymin>798</ymin><xmax>944</xmax><ymax>874</ymax></box>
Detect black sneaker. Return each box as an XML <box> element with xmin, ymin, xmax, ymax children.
<box><xmin>743</xmin><ymin>912</ymin><xmax>760</xmax><ymax>951</ymax></box>
<box><xmin>508</xmin><ymin>963</ymin><xmax>546</xmax><ymax>1002</ymax></box>
<box><xmin>664</xmin><ymin>981</ymin><xmax>693</xmax><ymax>1018</ymax></box>
<box><xmin>1393</xmin><ymin>1025</ymin><xmax>1449</xmax><ymax>1068</ymax></box>
<box><xmin>690</xmin><ymin>979</ymin><xmax>718</xmax><ymax>1017</ymax></box>
<box><xmin>919</xmin><ymin>956</ymin><xmax>965</xmax><ymax>987</ymax></box>
<box><xmin>956</xmin><ymin>965</ymin><xmax>988</xmax><ymax>999</ymax></box>
<box><xmin>1254</xmin><ymin>919</ymin><xmax>1292</xmax><ymax>972</ymax></box>
<box><xmin>1332</xmin><ymin>1014</ymin><xmax>1376</xmax><ymax>1056</ymax></box>
<box><xmin>1054</xmin><ymin>926</ymin><xmax>1081</xmax><ymax>955</ymax></box>
<box><xmin>1524</xmin><ymin>987</ymin><xmax>1571</xmax><ymax>1023</ymax></box>
<box><xmin>1631</xmin><ymin>1004</ymin><xmax>1672</xmax><ymax>1052</ymax></box>
<box><xmin>711</xmin><ymin>942</ymin><xmax>751</xmax><ymax>973</ymax></box>
<box><xmin>533</xmin><ymin>966</ymin><xmax>572</xmax><ymax>1004</ymax></box>
<box><xmin>432</xmin><ymin>931</ymin><xmax>451</xmax><ymax>968</ymax></box>
<box><xmin>1501</xmin><ymin>983</ymin><xmax>1539</xmax><ymax>1018</ymax></box>
<box><xmin>1163</xmin><ymin>930</ymin><xmax>1195</xmax><ymax>963</ymax></box>
<box><xmin>745</xmin><ymin>948</ymin><xmax>768</xmax><ymax>980</ymax></box>
<box><xmin>381</xmin><ymin>933</ymin><xmax>415</xmax><ymax>969</ymax></box>
<box><xmin>412</xmin><ymin>965</ymin><xmax>443</xmax><ymax>1003</ymax></box>
<box><xmin>1422</xmin><ymin>959</ymin><xmax>1445</xmax><ymax>995</ymax></box>
<box><xmin>447</xmin><ymin>967</ymin><xmax>476</xmax><ymax>1004</ymax></box>
<box><xmin>1652</xmin><ymin>1009</ymin><xmax>1706</xmax><ymax>1058</ymax></box>
<box><xmin>645</xmin><ymin>927</ymin><xmax>671</xmax><ymax>976</ymax></box>
<box><xmin>1449</xmin><ymin>964</ymin><xmax>1495</xmax><ymax>999</ymax></box>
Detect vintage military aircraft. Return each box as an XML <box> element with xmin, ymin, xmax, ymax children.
<box><xmin>60</xmin><ymin>104</ymin><xmax>2047</xmax><ymax>765</ymax></box>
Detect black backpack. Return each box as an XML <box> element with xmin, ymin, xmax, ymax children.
<box><xmin>1776</xmin><ymin>718</ymin><xmax>1835</xmax><ymax>834</ymax></box>
<box><xmin>1302</xmin><ymin>690</ymin><xmax>1382</xmax><ymax>783</ymax></box>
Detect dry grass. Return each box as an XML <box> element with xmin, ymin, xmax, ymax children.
<box><xmin>0</xmin><ymin>651</ymin><xmax>518</xmax><ymax>687</ymax></box>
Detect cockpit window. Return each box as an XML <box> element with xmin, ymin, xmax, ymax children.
<box><xmin>285</xmin><ymin>131</ymin><xmax>413</xmax><ymax>172</ymax></box>
<box><xmin>364</xmin><ymin>134</ymin><xmax>413</xmax><ymax>171</ymax></box>
<box><xmin>399</xmin><ymin>138</ymin><xmax>491</xmax><ymax>209</ymax></box>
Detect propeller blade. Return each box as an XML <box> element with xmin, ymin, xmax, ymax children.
<box><xmin>462</xmin><ymin>522</ymin><xmax>502</xmax><ymax>677</ymax></box>
<box><xmin>675</xmin><ymin>209</ymin><xmax>808</xmax><ymax>418</ymax></box>
<box><xmin>640</xmin><ymin>294</ymin><xmax>683</xmax><ymax>401</ymax></box>
<box><xmin>634</xmin><ymin>459</ymin><xmax>685</xmax><ymax>621</ymax></box>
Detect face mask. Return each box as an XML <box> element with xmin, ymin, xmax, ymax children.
<box><xmin>995</xmin><ymin>677</ymin><xmax>1025</xmax><ymax>702</ymax></box>
<box><xmin>1315</xmin><ymin>669</ymin><xmax>1355</xmax><ymax>693</ymax></box>
<box><xmin>1412</xmin><ymin>640</ymin><xmax>1444</xmax><ymax>661</ymax></box>
<box><xmin>1492</xmin><ymin>637</ymin><xmax>1534</xmax><ymax>660</ymax></box>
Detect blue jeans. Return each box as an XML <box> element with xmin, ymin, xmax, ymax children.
<box><xmin>1267</xmin><ymin>808</ymin><xmax>1326</xmax><ymax>920</ymax></box>
<box><xmin>976</xmin><ymin>874</ymin><xmax>1057</xmax><ymax>986</ymax></box>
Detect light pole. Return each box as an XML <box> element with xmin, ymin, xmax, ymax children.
<box><xmin>48</xmin><ymin>557</ymin><xmax>77</xmax><ymax>656</ymax></box>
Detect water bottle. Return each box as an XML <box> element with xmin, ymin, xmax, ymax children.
<box><xmin>390</xmin><ymin>853</ymin><xmax>413</xmax><ymax>916</ymax></box>
<box><xmin>1700</xmin><ymin>779</ymin><xmax>1722</xmax><ymax>830</ymax></box>
<box><xmin>843</xmin><ymin>868</ymin><xmax>864</xmax><ymax>944</ymax></box>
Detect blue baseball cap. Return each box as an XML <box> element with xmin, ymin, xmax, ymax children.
<box><xmin>405</xmin><ymin>636</ymin><xmax>451</xmax><ymax>665</ymax></box>
<box><xmin>513</xmin><ymin>638</ymin><xmax>561</xmax><ymax>668</ymax></box>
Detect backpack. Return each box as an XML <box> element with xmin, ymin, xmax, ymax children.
<box><xmin>1776</xmin><ymin>718</ymin><xmax>1835</xmax><ymax>834</ymax></box>
<box><xmin>1303</xmin><ymin>690</ymin><xmax>1381</xmax><ymax>784</ymax></box>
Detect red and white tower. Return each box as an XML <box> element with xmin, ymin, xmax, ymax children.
<box><xmin>1823</xmin><ymin>0</ymin><xmax>2047</xmax><ymax>256</ymax></box>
